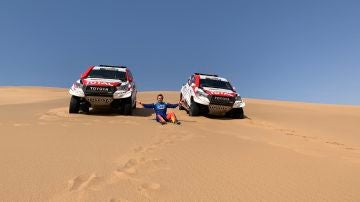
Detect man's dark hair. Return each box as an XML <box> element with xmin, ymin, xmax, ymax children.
<box><xmin>157</xmin><ymin>94</ymin><xmax>163</xmax><ymax>98</ymax></box>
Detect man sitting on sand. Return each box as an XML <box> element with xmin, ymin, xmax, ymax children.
<box><xmin>137</xmin><ymin>94</ymin><xmax>181</xmax><ymax>125</ymax></box>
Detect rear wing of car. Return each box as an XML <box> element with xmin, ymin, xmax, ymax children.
<box><xmin>194</xmin><ymin>73</ymin><xmax>219</xmax><ymax>77</ymax></box>
<box><xmin>98</xmin><ymin>65</ymin><xmax>127</xmax><ymax>69</ymax></box>
<box><xmin>80</xmin><ymin>65</ymin><xmax>128</xmax><ymax>79</ymax></box>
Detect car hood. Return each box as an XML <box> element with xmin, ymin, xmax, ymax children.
<box><xmin>82</xmin><ymin>78</ymin><xmax>122</xmax><ymax>86</ymax></box>
<box><xmin>203</xmin><ymin>87</ymin><xmax>236</xmax><ymax>97</ymax></box>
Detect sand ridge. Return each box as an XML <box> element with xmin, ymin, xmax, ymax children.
<box><xmin>1</xmin><ymin>87</ymin><xmax>360</xmax><ymax>201</ymax></box>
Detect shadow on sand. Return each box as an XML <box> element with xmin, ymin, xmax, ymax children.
<box><xmin>79</xmin><ymin>108</ymin><xmax>154</xmax><ymax>117</ymax></box>
<box><xmin>132</xmin><ymin>108</ymin><xmax>154</xmax><ymax>117</ymax></box>
<box><xmin>204</xmin><ymin>114</ymin><xmax>250</xmax><ymax>120</ymax></box>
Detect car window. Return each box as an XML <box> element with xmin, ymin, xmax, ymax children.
<box><xmin>190</xmin><ymin>76</ymin><xmax>195</xmax><ymax>85</ymax></box>
<box><xmin>127</xmin><ymin>70</ymin><xmax>133</xmax><ymax>81</ymax></box>
<box><xmin>87</xmin><ymin>69</ymin><xmax>126</xmax><ymax>80</ymax></box>
<box><xmin>199</xmin><ymin>79</ymin><xmax>233</xmax><ymax>90</ymax></box>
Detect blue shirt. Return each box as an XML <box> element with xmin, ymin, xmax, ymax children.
<box><xmin>142</xmin><ymin>102</ymin><xmax>178</xmax><ymax>118</ymax></box>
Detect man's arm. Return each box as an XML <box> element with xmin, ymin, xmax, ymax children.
<box><xmin>137</xmin><ymin>101</ymin><xmax>155</xmax><ymax>109</ymax></box>
<box><xmin>166</xmin><ymin>103</ymin><xmax>179</xmax><ymax>108</ymax></box>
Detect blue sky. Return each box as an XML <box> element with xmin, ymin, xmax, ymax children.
<box><xmin>1</xmin><ymin>0</ymin><xmax>359</xmax><ymax>105</ymax></box>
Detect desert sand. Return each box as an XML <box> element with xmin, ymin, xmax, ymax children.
<box><xmin>1</xmin><ymin>87</ymin><xmax>360</xmax><ymax>202</ymax></box>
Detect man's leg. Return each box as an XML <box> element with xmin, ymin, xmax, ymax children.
<box><xmin>156</xmin><ymin>114</ymin><xmax>167</xmax><ymax>124</ymax></box>
<box><xmin>166</xmin><ymin>112</ymin><xmax>180</xmax><ymax>124</ymax></box>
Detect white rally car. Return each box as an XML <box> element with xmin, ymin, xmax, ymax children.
<box><xmin>180</xmin><ymin>73</ymin><xmax>245</xmax><ymax>118</ymax></box>
<box><xmin>69</xmin><ymin>65</ymin><xmax>137</xmax><ymax>115</ymax></box>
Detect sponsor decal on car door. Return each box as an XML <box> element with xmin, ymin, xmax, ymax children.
<box><xmin>184</xmin><ymin>83</ymin><xmax>192</xmax><ymax>105</ymax></box>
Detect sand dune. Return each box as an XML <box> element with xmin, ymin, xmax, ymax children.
<box><xmin>1</xmin><ymin>87</ymin><xmax>360</xmax><ymax>201</ymax></box>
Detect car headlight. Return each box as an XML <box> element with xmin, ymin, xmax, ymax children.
<box><xmin>116</xmin><ymin>83</ymin><xmax>132</xmax><ymax>91</ymax></box>
<box><xmin>72</xmin><ymin>82</ymin><xmax>83</xmax><ymax>89</ymax></box>
<box><xmin>235</xmin><ymin>95</ymin><xmax>242</xmax><ymax>102</ymax></box>
<box><xmin>196</xmin><ymin>89</ymin><xmax>209</xmax><ymax>98</ymax></box>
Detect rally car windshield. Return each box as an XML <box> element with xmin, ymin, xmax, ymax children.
<box><xmin>199</xmin><ymin>79</ymin><xmax>234</xmax><ymax>90</ymax></box>
<box><xmin>87</xmin><ymin>70</ymin><xmax>126</xmax><ymax>81</ymax></box>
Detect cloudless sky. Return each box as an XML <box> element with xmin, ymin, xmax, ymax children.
<box><xmin>1</xmin><ymin>0</ymin><xmax>359</xmax><ymax>105</ymax></box>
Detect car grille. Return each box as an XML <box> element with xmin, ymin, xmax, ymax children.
<box><xmin>84</xmin><ymin>86</ymin><xmax>116</xmax><ymax>97</ymax></box>
<box><xmin>209</xmin><ymin>96</ymin><xmax>235</xmax><ymax>106</ymax></box>
<box><xmin>86</xmin><ymin>96</ymin><xmax>114</xmax><ymax>105</ymax></box>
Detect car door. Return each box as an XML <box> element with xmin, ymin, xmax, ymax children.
<box><xmin>127</xmin><ymin>69</ymin><xmax>137</xmax><ymax>106</ymax></box>
<box><xmin>182</xmin><ymin>75</ymin><xmax>195</xmax><ymax>106</ymax></box>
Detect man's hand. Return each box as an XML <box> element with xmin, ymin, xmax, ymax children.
<box><xmin>136</xmin><ymin>100</ymin><xmax>143</xmax><ymax>105</ymax></box>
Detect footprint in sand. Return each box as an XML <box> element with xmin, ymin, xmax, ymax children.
<box><xmin>133</xmin><ymin>146</ymin><xmax>145</xmax><ymax>153</ymax></box>
<box><xmin>247</xmin><ymin>120</ymin><xmax>317</xmax><ymax>141</ymax></box>
<box><xmin>285</xmin><ymin>132</ymin><xmax>295</xmax><ymax>136</ymax></box>
<box><xmin>275</xmin><ymin>126</ymin><xmax>357</xmax><ymax>151</ymax></box>
<box><xmin>144</xmin><ymin>145</ymin><xmax>158</xmax><ymax>153</ymax></box>
<box><xmin>326</xmin><ymin>141</ymin><xmax>345</xmax><ymax>146</ymax></box>
<box><xmin>155</xmin><ymin>139</ymin><xmax>175</xmax><ymax>147</ymax></box>
<box><xmin>133</xmin><ymin>137</ymin><xmax>181</xmax><ymax>155</ymax></box>
<box><xmin>114</xmin><ymin>157</ymin><xmax>169</xmax><ymax>181</ymax></box>
<box><xmin>345</xmin><ymin>147</ymin><xmax>358</xmax><ymax>151</ymax></box>
<box><xmin>278</xmin><ymin>128</ymin><xmax>296</xmax><ymax>135</ymax></box>
<box><xmin>12</xmin><ymin>123</ymin><xmax>31</xmax><ymax>127</ymax></box>
<box><xmin>137</xmin><ymin>182</ymin><xmax>161</xmax><ymax>199</ymax></box>
<box><xmin>140</xmin><ymin>182</ymin><xmax>161</xmax><ymax>190</ymax></box>
<box><xmin>111</xmin><ymin>158</ymin><xmax>164</xmax><ymax>200</ymax></box>
<box><xmin>114</xmin><ymin>159</ymin><xmax>139</xmax><ymax>179</ymax></box>
<box><xmin>68</xmin><ymin>173</ymin><xmax>104</xmax><ymax>191</ymax></box>
<box><xmin>133</xmin><ymin>145</ymin><xmax>160</xmax><ymax>154</ymax></box>
<box><xmin>123</xmin><ymin>159</ymin><xmax>138</xmax><ymax>168</ymax></box>
<box><xmin>146</xmin><ymin>158</ymin><xmax>168</xmax><ymax>171</ymax></box>
<box><xmin>109</xmin><ymin>198</ymin><xmax>130</xmax><ymax>202</ymax></box>
<box><xmin>327</xmin><ymin>141</ymin><xmax>358</xmax><ymax>152</ymax></box>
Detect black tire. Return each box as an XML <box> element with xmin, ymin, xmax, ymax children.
<box><xmin>179</xmin><ymin>93</ymin><xmax>185</xmax><ymax>110</ymax></box>
<box><xmin>121</xmin><ymin>98</ymin><xmax>133</xmax><ymax>115</ymax></box>
<box><xmin>231</xmin><ymin>108</ymin><xmax>244</xmax><ymax>119</ymax></box>
<box><xmin>69</xmin><ymin>96</ymin><xmax>80</xmax><ymax>114</ymax></box>
<box><xmin>123</xmin><ymin>103</ymin><xmax>132</xmax><ymax>115</ymax></box>
<box><xmin>189</xmin><ymin>100</ymin><xmax>200</xmax><ymax>116</ymax></box>
<box><xmin>132</xmin><ymin>96</ymin><xmax>137</xmax><ymax>109</ymax></box>
<box><xmin>117</xmin><ymin>106</ymin><xmax>124</xmax><ymax>115</ymax></box>
<box><xmin>80</xmin><ymin>105</ymin><xmax>89</xmax><ymax>113</ymax></box>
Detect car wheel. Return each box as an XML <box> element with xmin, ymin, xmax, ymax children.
<box><xmin>81</xmin><ymin>105</ymin><xmax>89</xmax><ymax>113</ymax></box>
<box><xmin>123</xmin><ymin>103</ymin><xmax>132</xmax><ymax>115</ymax></box>
<box><xmin>231</xmin><ymin>108</ymin><xmax>244</xmax><ymax>119</ymax></box>
<box><xmin>189</xmin><ymin>100</ymin><xmax>200</xmax><ymax>116</ymax></box>
<box><xmin>117</xmin><ymin>106</ymin><xmax>124</xmax><ymax>115</ymax></box>
<box><xmin>179</xmin><ymin>93</ymin><xmax>185</xmax><ymax>110</ymax></box>
<box><xmin>122</xmin><ymin>98</ymin><xmax>133</xmax><ymax>115</ymax></box>
<box><xmin>132</xmin><ymin>96</ymin><xmax>137</xmax><ymax>109</ymax></box>
<box><xmin>69</xmin><ymin>96</ymin><xmax>80</xmax><ymax>113</ymax></box>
